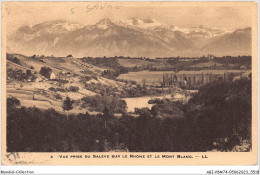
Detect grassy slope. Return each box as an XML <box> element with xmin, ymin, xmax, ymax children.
<box><xmin>117</xmin><ymin>59</ymin><xmax>157</xmax><ymax>68</ymax></box>
<box><xmin>6</xmin><ymin>54</ymin><xmax>126</xmax><ymax>114</ymax></box>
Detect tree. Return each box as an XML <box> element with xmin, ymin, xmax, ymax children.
<box><xmin>39</xmin><ymin>66</ymin><xmax>52</xmax><ymax>79</ymax></box>
<box><xmin>62</xmin><ymin>97</ymin><xmax>74</xmax><ymax>119</ymax></box>
<box><xmin>9</xmin><ymin>57</ymin><xmax>21</xmax><ymax>65</ymax></box>
<box><xmin>103</xmin><ymin>106</ymin><xmax>109</xmax><ymax>116</ymax></box>
<box><xmin>103</xmin><ymin>106</ymin><xmax>112</xmax><ymax>129</ymax></box>
<box><xmin>26</xmin><ymin>70</ymin><xmax>32</xmax><ymax>77</ymax></box>
<box><xmin>142</xmin><ymin>79</ymin><xmax>147</xmax><ymax>86</ymax></box>
<box><xmin>7</xmin><ymin>97</ymin><xmax>20</xmax><ymax>109</ymax></box>
<box><xmin>62</xmin><ymin>97</ymin><xmax>73</xmax><ymax>112</ymax></box>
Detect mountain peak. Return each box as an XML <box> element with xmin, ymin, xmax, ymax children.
<box><xmin>33</xmin><ymin>20</ymin><xmax>68</xmax><ymax>28</ymax></box>
<box><xmin>234</xmin><ymin>27</ymin><xmax>252</xmax><ymax>35</ymax></box>
<box><xmin>143</xmin><ymin>17</ymin><xmax>154</xmax><ymax>24</ymax></box>
<box><xmin>95</xmin><ymin>19</ymin><xmax>113</xmax><ymax>29</ymax></box>
<box><xmin>9</xmin><ymin>18</ymin><xmax>251</xmax><ymax>57</ymax></box>
<box><xmin>129</xmin><ymin>17</ymin><xmax>155</xmax><ymax>25</ymax></box>
<box><xmin>30</xmin><ymin>20</ymin><xmax>83</xmax><ymax>33</ymax></box>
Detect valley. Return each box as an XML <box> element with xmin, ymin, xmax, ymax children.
<box><xmin>6</xmin><ymin>53</ymin><xmax>251</xmax><ymax>117</ymax></box>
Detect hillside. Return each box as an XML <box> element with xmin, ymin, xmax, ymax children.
<box><xmin>6</xmin><ymin>53</ymin><xmax>127</xmax><ymax>114</ymax></box>
<box><xmin>202</xmin><ymin>28</ymin><xmax>252</xmax><ymax>56</ymax></box>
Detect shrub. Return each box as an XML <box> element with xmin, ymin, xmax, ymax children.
<box><xmin>48</xmin><ymin>87</ymin><xmax>56</xmax><ymax>92</ymax></box>
<box><xmin>48</xmin><ymin>87</ymin><xmax>66</xmax><ymax>92</ymax></box>
<box><xmin>54</xmin><ymin>93</ymin><xmax>62</xmax><ymax>100</ymax></box>
<box><xmin>68</xmin><ymin>86</ymin><xmax>79</xmax><ymax>92</ymax></box>
<box><xmin>58</xmin><ymin>79</ymin><xmax>69</xmax><ymax>85</ymax></box>
<box><xmin>7</xmin><ymin>68</ymin><xmax>27</xmax><ymax>81</ymax></box>
<box><xmin>7</xmin><ymin>56</ymin><xmax>21</xmax><ymax>65</ymax></box>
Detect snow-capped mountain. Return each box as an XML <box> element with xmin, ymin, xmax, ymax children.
<box><xmin>202</xmin><ymin>27</ymin><xmax>252</xmax><ymax>56</ymax></box>
<box><xmin>119</xmin><ymin>17</ymin><xmax>170</xmax><ymax>30</ymax></box>
<box><xmin>14</xmin><ymin>20</ymin><xmax>83</xmax><ymax>36</ymax></box>
<box><xmin>7</xmin><ymin>18</ymin><xmax>251</xmax><ymax>57</ymax></box>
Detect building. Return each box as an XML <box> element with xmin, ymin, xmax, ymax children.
<box><xmin>35</xmin><ymin>77</ymin><xmax>43</xmax><ymax>82</ymax></box>
<box><xmin>50</xmin><ymin>72</ymin><xmax>56</xmax><ymax>80</ymax></box>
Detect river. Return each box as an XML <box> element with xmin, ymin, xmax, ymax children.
<box><xmin>123</xmin><ymin>92</ymin><xmax>195</xmax><ymax>113</ymax></box>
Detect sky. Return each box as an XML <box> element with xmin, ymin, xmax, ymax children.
<box><xmin>3</xmin><ymin>1</ymin><xmax>254</xmax><ymax>33</ymax></box>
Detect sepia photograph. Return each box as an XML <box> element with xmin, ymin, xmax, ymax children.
<box><xmin>1</xmin><ymin>1</ymin><xmax>258</xmax><ymax>166</ymax></box>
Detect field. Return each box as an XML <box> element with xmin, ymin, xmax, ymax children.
<box><xmin>7</xmin><ymin>81</ymin><xmax>100</xmax><ymax>115</ymax></box>
<box><xmin>117</xmin><ymin>71</ymin><xmax>175</xmax><ymax>84</ymax></box>
<box><xmin>117</xmin><ymin>59</ymin><xmax>158</xmax><ymax>68</ymax></box>
<box><xmin>117</xmin><ymin>70</ymin><xmax>251</xmax><ymax>84</ymax></box>
<box><xmin>190</xmin><ymin>60</ymin><xmax>224</xmax><ymax>68</ymax></box>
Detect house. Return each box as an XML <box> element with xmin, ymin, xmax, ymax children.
<box><xmin>35</xmin><ymin>77</ymin><xmax>43</xmax><ymax>82</ymax></box>
<box><xmin>207</xmin><ymin>54</ymin><xmax>215</xmax><ymax>60</ymax></box>
<box><xmin>50</xmin><ymin>72</ymin><xmax>56</xmax><ymax>80</ymax></box>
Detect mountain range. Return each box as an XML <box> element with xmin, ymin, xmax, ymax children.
<box><xmin>7</xmin><ymin>17</ymin><xmax>252</xmax><ymax>58</ymax></box>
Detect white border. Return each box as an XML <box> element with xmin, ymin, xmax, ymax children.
<box><xmin>0</xmin><ymin>0</ymin><xmax>259</xmax><ymax>174</ymax></box>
